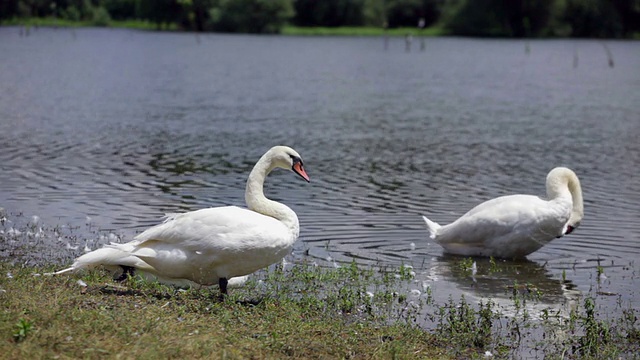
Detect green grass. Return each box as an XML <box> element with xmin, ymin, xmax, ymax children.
<box><xmin>1</xmin><ymin>17</ymin><xmax>443</xmax><ymax>36</ymax></box>
<box><xmin>1</xmin><ymin>209</ymin><xmax>639</xmax><ymax>359</ymax></box>
<box><xmin>282</xmin><ymin>25</ymin><xmax>446</xmax><ymax>37</ymax></box>
<box><xmin>0</xmin><ymin>262</ymin><xmax>450</xmax><ymax>359</ymax></box>
<box><xmin>2</xmin><ymin>257</ymin><xmax>640</xmax><ymax>359</ymax></box>
<box><xmin>1</xmin><ymin>17</ymin><xmax>177</xmax><ymax>31</ymax></box>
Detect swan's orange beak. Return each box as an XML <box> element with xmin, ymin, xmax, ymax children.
<box><xmin>293</xmin><ymin>162</ymin><xmax>310</xmax><ymax>182</ymax></box>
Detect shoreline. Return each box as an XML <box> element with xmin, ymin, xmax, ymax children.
<box><xmin>4</xmin><ymin>18</ymin><xmax>638</xmax><ymax>39</ymax></box>
<box><xmin>1</xmin><ymin>258</ymin><xmax>639</xmax><ymax>358</ymax></box>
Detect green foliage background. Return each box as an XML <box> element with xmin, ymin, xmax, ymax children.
<box><xmin>1</xmin><ymin>0</ymin><xmax>639</xmax><ymax>37</ymax></box>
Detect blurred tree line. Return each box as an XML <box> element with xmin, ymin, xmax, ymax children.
<box><xmin>1</xmin><ymin>0</ymin><xmax>638</xmax><ymax>37</ymax></box>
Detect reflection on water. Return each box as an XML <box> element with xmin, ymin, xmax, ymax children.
<box><xmin>1</xmin><ymin>28</ymin><xmax>639</xmax><ymax>323</ymax></box>
<box><xmin>434</xmin><ymin>256</ymin><xmax>575</xmax><ymax>301</ymax></box>
<box><xmin>423</xmin><ymin>256</ymin><xmax>581</xmax><ymax>319</ymax></box>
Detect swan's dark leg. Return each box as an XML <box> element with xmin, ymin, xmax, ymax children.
<box><xmin>219</xmin><ymin>277</ymin><xmax>228</xmax><ymax>296</ymax></box>
<box><xmin>115</xmin><ymin>266</ymin><xmax>135</xmax><ymax>282</ymax></box>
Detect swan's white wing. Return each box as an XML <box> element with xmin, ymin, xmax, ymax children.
<box><xmin>110</xmin><ymin>206</ymin><xmax>294</xmax><ymax>283</ymax></box>
<box><xmin>133</xmin><ymin>206</ymin><xmax>288</xmax><ymax>247</ymax></box>
<box><xmin>437</xmin><ymin>195</ymin><xmax>571</xmax><ymax>257</ymax></box>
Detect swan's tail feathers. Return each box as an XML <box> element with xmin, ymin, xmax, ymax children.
<box><xmin>421</xmin><ymin>216</ymin><xmax>441</xmax><ymax>239</ymax></box>
<box><xmin>45</xmin><ymin>247</ymin><xmax>136</xmax><ymax>276</ymax></box>
<box><xmin>46</xmin><ymin>267</ymin><xmax>76</xmax><ymax>276</ymax></box>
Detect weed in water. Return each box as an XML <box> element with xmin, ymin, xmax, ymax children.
<box><xmin>488</xmin><ymin>256</ymin><xmax>501</xmax><ymax>273</ymax></box>
<box><xmin>458</xmin><ymin>257</ymin><xmax>475</xmax><ymax>272</ymax></box>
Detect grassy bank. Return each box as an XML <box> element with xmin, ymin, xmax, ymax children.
<box><xmin>0</xmin><ymin>262</ymin><xmax>450</xmax><ymax>359</ymax></box>
<box><xmin>1</xmin><ymin>17</ymin><xmax>442</xmax><ymax>36</ymax></box>
<box><xmin>2</xmin><ymin>259</ymin><xmax>639</xmax><ymax>359</ymax></box>
<box><xmin>0</xmin><ymin>17</ymin><xmax>176</xmax><ymax>31</ymax></box>
<box><xmin>2</xmin><ymin>212</ymin><xmax>640</xmax><ymax>358</ymax></box>
<box><xmin>281</xmin><ymin>25</ymin><xmax>445</xmax><ymax>37</ymax></box>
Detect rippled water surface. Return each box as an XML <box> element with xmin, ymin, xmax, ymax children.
<box><xmin>1</xmin><ymin>27</ymin><xmax>639</xmax><ymax>330</ymax></box>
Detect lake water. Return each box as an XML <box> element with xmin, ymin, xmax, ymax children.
<box><xmin>1</xmin><ymin>27</ymin><xmax>639</xmax><ymax>343</ymax></box>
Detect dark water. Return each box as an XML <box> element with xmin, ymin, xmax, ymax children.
<box><xmin>1</xmin><ymin>27</ymin><xmax>639</xmax><ymax>326</ymax></box>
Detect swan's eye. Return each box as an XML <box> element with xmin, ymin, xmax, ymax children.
<box><xmin>289</xmin><ymin>154</ymin><xmax>302</xmax><ymax>165</ymax></box>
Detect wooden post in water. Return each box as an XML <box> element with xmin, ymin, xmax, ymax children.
<box><xmin>601</xmin><ymin>42</ymin><xmax>615</xmax><ymax>68</ymax></box>
<box><xmin>405</xmin><ymin>33</ymin><xmax>413</xmax><ymax>53</ymax></box>
<box><xmin>418</xmin><ymin>18</ymin><xmax>426</xmax><ymax>51</ymax></box>
<box><xmin>383</xmin><ymin>20</ymin><xmax>389</xmax><ymax>51</ymax></box>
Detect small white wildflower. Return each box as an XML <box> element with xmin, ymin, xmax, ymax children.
<box><xmin>85</xmin><ymin>216</ymin><xmax>92</xmax><ymax>224</ymax></box>
<box><xmin>326</xmin><ymin>256</ymin><xmax>333</xmax><ymax>262</ymax></box>
<box><xmin>394</xmin><ymin>274</ymin><xmax>401</xmax><ymax>279</ymax></box>
<box><xmin>31</xmin><ymin>215</ymin><xmax>40</xmax><ymax>224</ymax></box>
<box><xmin>409</xmin><ymin>271</ymin><xmax>416</xmax><ymax>277</ymax></box>
<box><xmin>6</xmin><ymin>272</ymin><xmax>13</xmax><ymax>279</ymax></box>
<box><xmin>409</xmin><ymin>242</ymin><xmax>416</xmax><ymax>250</ymax></box>
<box><xmin>484</xmin><ymin>350</ymin><xmax>493</xmax><ymax>357</ymax></box>
<box><xmin>76</xmin><ymin>279</ymin><xmax>87</xmax><ymax>287</ymax></box>
<box><xmin>365</xmin><ymin>291</ymin><xmax>374</xmax><ymax>298</ymax></box>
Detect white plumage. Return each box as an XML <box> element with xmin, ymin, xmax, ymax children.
<box><xmin>51</xmin><ymin>145</ymin><xmax>310</xmax><ymax>294</ymax></box>
<box><xmin>422</xmin><ymin>167</ymin><xmax>583</xmax><ymax>258</ymax></box>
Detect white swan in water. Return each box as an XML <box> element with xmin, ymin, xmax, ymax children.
<box><xmin>51</xmin><ymin>145</ymin><xmax>310</xmax><ymax>294</ymax></box>
<box><xmin>422</xmin><ymin>167</ymin><xmax>583</xmax><ymax>259</ymax></box>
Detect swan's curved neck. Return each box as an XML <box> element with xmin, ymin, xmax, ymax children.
<box><xmin>245</xmin><ymin>153</ymin><xmax>299</xmax><ymax>236</ymax></box>
<box><xmin>546</xmin><ymin>168</ymin><xmax>584</xmax><ymax>224</ymax></box>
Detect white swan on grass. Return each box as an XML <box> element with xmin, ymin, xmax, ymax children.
<box><xmin>50</xmin><ymin>145</ymin><xmax>310</xmax><ymax>295</ymax></box>
<box><xmin>422</xmin><ymin>167</ymin><xmax>583</xmax><ymax>259</ymax></box>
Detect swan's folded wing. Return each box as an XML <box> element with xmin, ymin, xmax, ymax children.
<box><xmin>439</xmin><ymin>195</ymin><xmax>553</xmax><ymax>246</ymax></box>
<box><xmin>133</xmin><ymin>206</ymin><xmax>289</xmax><ymax>250</ymax></box>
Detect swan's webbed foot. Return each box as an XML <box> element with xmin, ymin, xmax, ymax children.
<box><xmin>115</xmin><ymin>266</ymin><xmax>135</xmax><ymax>282</ymax></box>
